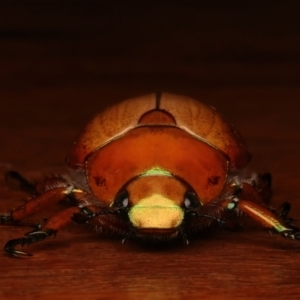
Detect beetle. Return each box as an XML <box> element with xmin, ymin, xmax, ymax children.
<box><xmin>1</xmin><ymin>92</ymin><xmax>300</xmax><ymax>257</ymax></box>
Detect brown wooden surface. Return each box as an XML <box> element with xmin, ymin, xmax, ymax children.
<box><xmin>1</xmin><ymin>1</ymin><xmax>300</xmax><ymax>299</ymax></box>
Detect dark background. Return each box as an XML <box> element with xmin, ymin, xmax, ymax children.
<box><xmin>1</xmin><ymin>1</ymin><xmax>300</xmax><ymax>299</ymax></box>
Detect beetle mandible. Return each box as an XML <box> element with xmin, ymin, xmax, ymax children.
<box><xmin>1</xmin><ymin>92</ymin><xmax>300</xmax><ymax>257</ymax></box>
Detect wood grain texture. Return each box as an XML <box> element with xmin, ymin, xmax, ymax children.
<box><xmin>1</xmin><ymin>2</ymin><xmax>300</xmax><ymax>299</ymax></box>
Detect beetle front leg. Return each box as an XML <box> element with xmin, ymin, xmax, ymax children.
<box><xmin>3</xmin><ymin>188</ymin><xmax>95</xmax><ymax>257</ymax></box>
<box><xmin>5</xmin><ymin>206</ymin><xmax>81</xmax><ymax>257</ymax></box>
<box><xmin>0</xmin><ymin>185</ymin><xmax>74</xmax><ymax>224</ymax></box>
<box><xmin>3</xmin><ymin>190</ymin><xmax>124</xmax><ymax>257</ymax></box>
<box><xmin>5</xmin><ymin>203</ymin><xmax>128</xmax><ymax>257</ymax></box>
<box><xmin>5</xmin><ymin>229</ymin><xmax>56</xmax><ymax>257</ymax></box>
<box><xmin>224</xmin><ymin>198</ymin><xmax>300</xmax><ymax>241</ymax></box>
<box><xmin>1</xmin><ymin>180</ymin><xmax>94</xmax><ymax>256</ymax></box>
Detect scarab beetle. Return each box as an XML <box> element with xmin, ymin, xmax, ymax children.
<box><xmin>1</xmin><ymin>92</ymin><xmax>300</xmax><ymax>257</ymax></box>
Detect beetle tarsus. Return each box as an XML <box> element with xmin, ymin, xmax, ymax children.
<box><xmin>5</xmin><ymin>238</ymin><xmax>34</xmax><ymax>257</ymax></box>
<box><xmin>4</xmin><ymin>229</ymin><xmax>55</xmax><ymax>257</ymax></box>
<box><xmin>281</xmin><ymin>228</ymin><xmax>300</xmax><ymax>241</ymax></box>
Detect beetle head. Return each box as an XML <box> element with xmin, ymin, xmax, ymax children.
<box><xmin>112</xmin><ymin>173</ymin><xmax>200</xmax><ymax>239</ymax></box>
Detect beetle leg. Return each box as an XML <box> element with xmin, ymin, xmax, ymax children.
<box><xmin>228</xmin><ymin>173</ymin><xmax>272</xmax><ymax>206</ymax></box>
<box><xmin>5</xmin><ymin>229</ymin><xmax>55</xmax><ymax>257</ymax></box>
<box><xmin>71</xmin><ymin>205</ymin><xmax>132</xmax><ymax>239</ymax></box>
<box><xmin>1</xmin><ymin>174</ymin><xmax>73</xmax><ymax>223</ymax></box>
<box><xmin>0</xmin><ymin>185</ymin><xmax>74</xmax><ymax>224</ymax></box>
<box><xmin>224</xmin><ymin>197</ymin><xmax>300</xmax><ymax>241</ymax></box>
<box><xmin>5</xmin><ymin>171</ymin><xmax>36</xmax><ymax>194</ymax></box>
<box><xmin>251</xmin><ymin>172</ymin><xmax>272</xmax><ymax>204</ymax></box>
<box><xmin>1</xmin><ymin>185</ymin><xmax>99</xmax><ymax>256</ymax></box>
<box><xmin>185</xmin><ymin>210</ymin><xmax>226</xmax><ymax>227</ymax></box>
<box><xmin>4</xmin><ymin>203</ymin><xmax>127</xmax><ymax>257</ymax></box>
<box><xmin>5</xmin><ymin>206</ymin><xmax>82</xmax><ymax>257</ymax></box>
<box><xmin>71</xmin><ymin>205</ymin><xmax>125</xmax><ymax>223</ymax></box>
<box><xmin>183</xmin><ymin>205</ymin><xmax>229</xmax><ymax>238</ymax></box>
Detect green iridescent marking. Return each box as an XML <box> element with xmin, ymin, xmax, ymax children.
<box><xmin>130</xmin><ymin>205</ymin><xmax>182</xmax><ymax>210</ymax></box>
<box><xmin>227</xmin><ymin>203</ymin><xmax>235</xmax><ymax>210</ymax></box>
<box><xmin>242</xmin><ymin>203</ymin><xmax>291</xmax><ymax>234</ymax></box>
<box><xmin>128</xmin><ymin>194</ymin><xmax>184</xmax><ymax>228</ymax></box>
<box><xmin>140</xmin><ymin>167</ymin><xmax>172</xmax><ymax>177</ymax></box>
<box><xmin>273</xmin><ymin>222</ymin><xmax>290</xmax><ymax>233</ymax></box>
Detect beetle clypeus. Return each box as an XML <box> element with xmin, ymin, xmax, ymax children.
<box><xmin>1</xmin><ymin>92</ymin><xmax>300</xmax><ymax>257</ymax></box>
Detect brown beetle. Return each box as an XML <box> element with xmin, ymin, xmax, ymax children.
<box><xmin>1</xmin><ymin>92</ymin><xmax>299</xmax><ymax>257</ymax></box>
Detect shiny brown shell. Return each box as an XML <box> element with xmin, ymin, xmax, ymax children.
<box><xmin>67</xmin><ymin>93</ymin><xmax>250</xmax><ymax>205</ymax></box>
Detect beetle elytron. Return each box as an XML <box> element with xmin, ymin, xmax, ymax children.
<box><xmin>1</xmin><ymin>92</ymin><xmax>300</xmax><ymax>257</ymax></box>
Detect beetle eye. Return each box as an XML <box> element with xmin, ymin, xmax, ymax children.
<box><xmin>113</xmin><ymin>190</ymin><xmax>129</xmax><ymax>208</ymax></box>
<box><xmin>184</xmin><ymin>191</ymin><xmax>200</xmax><ymax>209</ymax></box>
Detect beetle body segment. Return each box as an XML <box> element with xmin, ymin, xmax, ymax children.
<box><xmin>86</xmin><ymin>126</ymin><xmax>229</xmax><ymax>206</ymax></box>
<box><xmin>2</xmin><ymin>92</ymin><xmax>300</xmax><ymax>257</ymax></box>
<box><xmin>159</xmin><ymin>94</ymin><xmax>250</xmax><ymax>169</ymax></box>
<box><xmin>68</xmin><ymin>93</ymin><xmax>250</xmax><ymax>170</ymax></box>
<box><xmin>68</xmin><ymin>94</ymin><xmax>158</xmax><ymax>169</ymax></box>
